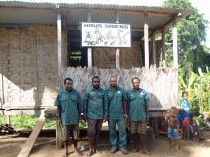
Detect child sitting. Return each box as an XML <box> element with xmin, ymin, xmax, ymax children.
<box><xmin>190</xmin><ymin>110</ymin><xmax>205</xmax><ymax>141</ymax></box>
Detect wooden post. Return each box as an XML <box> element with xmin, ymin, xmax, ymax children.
<box><xmin>152</xmin><ymin>35</ymin><xmax>156</xmax><ymax>65</ymax></box>
<box><xmin>1</xmin><ymin>45</ymin><xmax>5</xmax><ymax>104</ymax></box>
<box><xmin>57</xmin><ymin>13</ymin><xmax>62</xmax><ymax>75</ymax></box>
<box><xmin>173</xmin><ymin>19</ymin><xmax>178</xmax><ymax>69</ymax></box>
<box><xmin>154</xmin><ymin>117</ymin><xmax>159</xmax><ymax>137</ymax></box>
<box><xmin>162</xmin><ymin>28</ymin><xmax>165</xmax><ymax>63</ymax></box>
<box><xmin>87</xmin><ymin>12</ymin><xmax>92</xmax><ymax>68</ymax></box>
<box><xmin>6</xmin><ymin>115</ymin><xmax>11</xmax><ymax>125</ymax></box>
<box><xmin>56</xmin><ymin>121</ymin><xmax>63</xmax><ymax>149</ymax></box>
<box><xmin>56</xmin><ymin>12</ymin><xmax>63</xmax><ymax>149</ymax></box>
<box><xmin>173</xmin><ymin>18</ymin><xmax>178</xmax><ymax>105</ymax></box>
<box><xmin>144</xmin><ymin>14</ymin><xmax>149</xmax><ymax>69</ymax></box>
<box><xmin>116</xmin><ymin>13</ymin><xmax>120</xmax><ymax>69</ymax></box>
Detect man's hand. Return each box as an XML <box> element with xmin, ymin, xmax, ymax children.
<box><xmin>146</xmin><ymin>115</ymin><xmax>149</xmax><ymax>123</ymax></box>
<box><xmin>83</xmin><ymin>115</ymin><xmax>88</xmax><ymax>122</ymax></box>
<box><xmin>79</xmin><ymin>115</ymin><xmax>84</xmax><ymax>122</ymax></box>
<box><xmin>103</xmin><ymin>116</ymin><xmax>108</xmax><ymax>122</ymax></box>
<box><xmin>124</xmin><ymin>114</ymin><xmax>128</xmax><ymax>121</ymax></box>
<box><xmin>57</xmin><ymin>118</ymin><xmax>63</xmax><ymax>126</ymax></box>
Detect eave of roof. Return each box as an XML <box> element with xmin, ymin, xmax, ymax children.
<box><xmin>0</xmin><ymin>0</ymin><xmax>191</xmax><ymax>36</ymax></box>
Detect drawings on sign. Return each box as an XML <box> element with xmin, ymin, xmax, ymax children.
<box><xmin>82</xmin><ymin>23</ymin><xmax>131</xmax><ymax>47</ymax></box>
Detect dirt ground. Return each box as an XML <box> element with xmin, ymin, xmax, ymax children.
<box><xmin>0</xmin><ymin>129</ymin><xmax>210</xmax><ymax>157</ymax></box>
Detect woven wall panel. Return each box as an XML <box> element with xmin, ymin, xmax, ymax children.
<box><xmin>61</xmin><ymin>67</ymin><xmax>178</xmax><ymax>109</ymax></box>
<box><xmin>120</xmin><ymin>41</ymin><xmax>142</xmax><ymax>68</ymax></box>
<box><xmin>93</xmin><ymin>48</ymin><xmax>116</xmax><ymax>69</ymax></box>
<box><xmin>93</xmin><ymin>41</ymin><xmax>143</xmax><ymax>69</ymax></box>
<box><xmin>0</xmin><ymin>26</ymin><xmax>67</xmax><ymax>108</ymax></box>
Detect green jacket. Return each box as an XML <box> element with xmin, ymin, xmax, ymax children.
<box><xmin>105</xmin><ymin>86</ymin><xmax>127</xmax><ymax>118</ymax></box>
<box><xmin>54</xmin><ymin>88</ymin><xmax>82</xmax><ymax>125</ymax></box>
<box><xmin>83</xmin><ymin>87</ymin><xmax>108</xmax><ymax>120</ymax></box>
<box><xmin>126</xmin><ymin>88</ymin><xmax>150</xmax><ymax>121</ymax></box>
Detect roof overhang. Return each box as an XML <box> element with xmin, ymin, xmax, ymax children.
<box><xmin>0</xmin><ymin>1</ymin><xmax>191</xmax><ymax>36</ymax></box>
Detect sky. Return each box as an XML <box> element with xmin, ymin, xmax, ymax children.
<box><xmin>190</xmin><ymin>0</ymin><xmax>210</xmax><ymax>48</ymax></box>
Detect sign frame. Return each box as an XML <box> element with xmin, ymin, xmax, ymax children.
<box><xmin>81</xmin><ymin>22</ymin><xmax>131</xmax><ymax>48</ymax></box>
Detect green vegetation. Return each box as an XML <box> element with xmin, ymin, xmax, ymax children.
<box><xmin>79</xmin><ymin>120</ymin><xmax>87</xmax><ymax>128</ymax></box>
<box><xmin>163</xmin><ymin>0</ymin><xmax>210</xmax><ymax>72</ymax></box>
<box><xmin>164</xmin><ymin>0</ymin><xmax>210</xmax><ymax>112</ymax></box>
<box><xmin>179</xmin><ymin>67</ymin><xmax>210</xmax><ymax>112</ymax></box>
<box><xmin>0</xmin><ymin>115</ymin><xmax>56</xmax><ymax>129</ymax></box>
<box><xmin>0</xmin><ymin>115</ymin><xmax>88</xmax><ymax>129</ymax></box>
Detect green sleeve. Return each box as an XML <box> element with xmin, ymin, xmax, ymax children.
<box><xmin>83</xmin><ymin>91</ymin><xmax>89</xmax><ymax>116</ymax></box>
<box><xmin>104</xmin><ymin>91</ymin><xmax>108</xmax><ymax>117</ymax></box>
<box><xmin>54</xmin><ymin>93</ymin><xmax>61</xmax><ymax>106</ymax></box>
<box><xmin>126</xmin><ymin>91</ymin><xmax>130</xmax><ymax>105</ymax></box>
<box><xmin>145</xmin><ymin>92</ymin><xmax>150</xmax><ymax>103</ymax></box>
<box><xmin>77</xmin><ymin>92</ymin><xmax>83</xmax><ymax>107</ymax></box>
<box><xmin>122</xmin><ymin>89</ymin><xmax>127</xmax><ymax>101</ymax></box>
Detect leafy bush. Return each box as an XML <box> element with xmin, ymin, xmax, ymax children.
<box><xmin>0</xmin><ymin>115</ymin><xmax>56</xmax><ymax>129</ymax></box>
<box><xmin>0</xmin><ymin>115</ymin><xmax>87</xmax><ymax>129</ymax></box>
<box><xmin>179</xmin><ymin>67</ymin><xmax>210</xmax><ymax>112</ymax></box>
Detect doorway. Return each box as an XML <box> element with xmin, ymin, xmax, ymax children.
<box><xmin>68</xmin><ymin>30</ymin><xmax>87</xmax><ymax>67</ymax></box>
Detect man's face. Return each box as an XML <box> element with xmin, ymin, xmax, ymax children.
<box><xmin>65</xmin><ymin>80</ymin><xmax>73</xmax><ymax>91</ymax></box>
<box><xmin>92</xmin><ymin>78</ymin><xmax>100</xmax><ymax>89</ymax></box>
<box><xmin>110</xmin><ymin>77</ymin><xmax>117</xmax><ymax>88</ymax></box>
<box><xmin>132</xmin><ymin>79</ymin><xmax>140</xmax><ymax>90</ymax></box>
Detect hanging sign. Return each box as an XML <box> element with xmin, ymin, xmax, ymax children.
<box><xmin>81</xmin><ymin>22</ymin><xmax>131</xmax><ymax>48</ymax></box>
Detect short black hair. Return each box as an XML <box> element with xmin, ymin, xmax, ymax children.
<box><xmin>182</xmin><ymin>91</ymin><xmax>188</xmax><ymax>97</ymax></box>
<box><xmin>64</xmin><ymin>77</ymin><xmax>73</xmax><ymax>84</ymax></box>
<box><xmin>92</xmin><ymin>76</ymin><xmax>100</xmax><ymax>82</ymax></box>
<box><xmin>110</xmin><ymin>76</ymin><xmax>117</xmax><ymax>81</ymax></box>
<box><xmin>132</xmin><ymin>77</ymin><xmax>140</xmax><ymax>83</ymax></box>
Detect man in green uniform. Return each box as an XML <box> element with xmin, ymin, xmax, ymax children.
<box><xmin>105</xmin><ymin>76</ymin><xmax>128</xmax><ymax>154</ymax></box>
<box><xmin>126</xmin><ymin>77</ymin><xmax>151</xmax><ymax>155</ymax></box>
<box><xmin>55</xmin><ymin>77</ymin><xmax>83</xmax><ymax>157</ymax></box>
<box><xmin>83</xmin><ymin>76</ymin><xmax>108</xmax><ymax>157</ymax></box>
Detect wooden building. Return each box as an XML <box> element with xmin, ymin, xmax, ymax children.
<box><xmin>0</xmin><ymin>1</ymin><xmax>190</xmax><ymax>115</ymax></box>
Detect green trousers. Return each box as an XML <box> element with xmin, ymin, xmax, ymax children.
<box><xmin>108</xmin><ymin>116</ymin><xmax>127</xmax><ymax>149</ymax></box>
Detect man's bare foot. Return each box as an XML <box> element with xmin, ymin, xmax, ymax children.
<box><xmin>74</xmin><ymin>148</ymin><xmax>82</xmax><ymax>156</ymax></box>
<box><xmin>132</xmin><ymin>148</ymin><xmax>140</xmax><ymax>152</ymax></box>
<box><xmin>87</xmin><ymin>149</ymin><xmax>95</xmax><ymax>157</ymax></box>
<box><xmin>169</xmin><ymin>144</ymin><xmax>173</xmax><ymax>150</ymax></box>
<box><xmin>142</xmin><ymin>151</ymin><xmax>151</xmax><ymax>155</ymax></box>
<box><xmin>94</xmin><ymin>149</ymin><xmax>102</xmax><ymax>154</ymax></box>
<box><xmin>62</xmin><ymin>152</ymin><xmax>68</xmax><ymax>157</ymax></box>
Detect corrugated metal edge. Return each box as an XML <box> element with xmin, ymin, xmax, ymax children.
<box><xmin>0</xmin><ymin>0</ymin><xmax>189</xmax><ymax>15</ymax></box>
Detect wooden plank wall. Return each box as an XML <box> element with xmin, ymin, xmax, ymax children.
<box><xmin>0</xmin><ymin>26</ymin><xmax>67</xmax><ymax>109</ymax></box>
